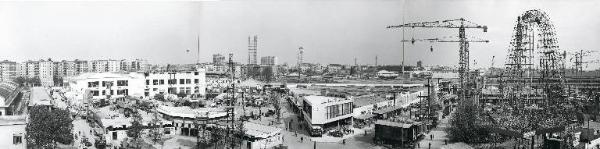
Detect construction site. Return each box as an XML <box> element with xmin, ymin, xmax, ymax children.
<box><xmin>386</xmin><ymin>9</ymin><xmax>600</xmax><ymax>148</ymax></box>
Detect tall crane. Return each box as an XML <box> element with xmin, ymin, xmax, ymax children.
<box><xmin>569</xmin><ymin>50</ymin><xmax>597</xmax><ymax>75</ymax></box>
<box><xmin>388</xmin><ymin>18</ymin><xmax>488</xmax><ymax>102</ymax></box>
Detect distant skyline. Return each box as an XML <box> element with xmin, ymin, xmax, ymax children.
<box><xmin>0</xmin><ymin>0</ymin><xmax>599</xmax><ymax>69</ymax></box>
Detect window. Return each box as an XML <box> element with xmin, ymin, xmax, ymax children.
<box><xmin>194</xmin><ymin>72</ymin><xmax>199</xmax><ymax>75</ymax></box>
<box><xmin>186</xmin><ymin>79</ymin><xmax>191</xmax><ymax>84</ymax></box>
<box><xmin>179</xmin><ymin>79</ymin><xmax>185</xmax><ymax>84</ymax></box>
<box><xmin>146</xmin><ymin>79</ymin><xmax>150</xmax><ymax>85</ymax></box>
<box><xmin>112</xmin><ymin>132</ymin><xmax>117</xmax><ymax>140</ymax></box>
<box><xmin>102</xmin><ymin>90</ymin><xmax>106</xmax><ymax>95</ymax></box>
<box><xmin>153</xmin><ymin>79</ymin><xmax>159</xmax><ymax>85</ymax></box>
<box><xmin>117</xmin><ymin>80</ymin><xmax>128</xmax><ymax>86</ymax></box>
<box><xmin>117</xmin><ymin>89</ymin><xmax>128</xmax><ymax>95</ymax></box>
<box><xmin>91</xmin><ymin>90</ymin><xmax>99</xmax><ymax>96</ymax></box>
<box><xmin>168</xmin><ymin>79</ymin><xmax>176</xmax><ymax>85</ymax></box>
<box><xmin>194</xmin><ymin>79</ymin><xmax>199</xmax><ymax>84</ymax></box>
<box><xmin>153</xmin><ymin>88</ymin><xmax>158</xmax><ymax>91</ymax></box>
<box><xmin>13</xmin><ymin>135</ymin><xmax>22</xmax><ymax>144</ymax></box>
<box><xmin>160</xmin><ymin>79</ymin><xmax>165</xmax><ymax>85</ymax></box>
<box><xmin>102</xmin><ymin>81</ymin><xmax>113</xmax><ymax>87</ymax></box>
<box><xmin>88</xmin><ymin>81</ymin><xmax>99</xmax><ymax>87</ymax></box>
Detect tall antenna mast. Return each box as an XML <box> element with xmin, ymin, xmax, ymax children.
<box><xmin>197</xmin><ymin>34</ymin><xmax>200</xmax><ymax>65</ymax></box>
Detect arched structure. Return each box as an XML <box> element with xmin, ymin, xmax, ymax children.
<box><xmin>504</xmin><ymin>9</ymin><xmax>566</xmax><ymax>109</ymax></box>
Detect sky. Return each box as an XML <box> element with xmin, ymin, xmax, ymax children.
<box><xmin>0</xmin><ymin>0</ymin><xmax>599</xmax><ymax>69</ymax></box>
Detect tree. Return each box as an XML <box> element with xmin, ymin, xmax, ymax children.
<box><xmin>126</xmin><ymin>112</ymin><xmax>144</xmax><ymax>149</ymax></box>
<box><xmin>154</xmin><ymin>93</ymin><xmax>165</xmax><ymax>101</ymax></box>
<box><xmin>13</xmin><ymin>76</ymin><xmax>27</xmax><ymax>86</ymax></box>
<box><xmin>270</xmin><ymin>93</ymin><xmax>282</xmax><ymax>123</ymax></box>
<box><xmin>446</xmin><ymin>99</ymin><xmax>490</xmax><ymax>143</ymax></box>
<box><xmin>261</xmin><ymin>66</ymin><xmax>274</xmax><ymax>83</ymax></box>
<box><xmin>53</xmin><ymin>76</ymin><xmax>64</xmax><ymax>86</ymax></box>
<box><xmin>26</xmin><ymin>105</ymin><xmax>74</xmax><ymax>148</ymax></box>
<box><xmin>147</xmin><ymin>112</ymin><xmax>164</xmax><ymax>145</ymax></box>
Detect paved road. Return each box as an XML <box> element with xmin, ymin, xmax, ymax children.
<box><xmin>416</xmin><ymin>110</ymin><xmax>452</xmax><ymax>149</ymax></box>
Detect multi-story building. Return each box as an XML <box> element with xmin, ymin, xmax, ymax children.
<box><xmin>260</xmin><ymin>56</ymin><xmax>277</xmax><ymax>66</ymax></box>
<box><xmin>25</xmin><ymin>61</ymin><xmax>39</xmax><ymax>79</ymax></box>
<box><xmin>119</xmin><ymin>59</ymin><xmax>146</xmax><ymax>72</ymax></box>
<box><xmin>143</xmin><ymin>69</ymin><xmax>206</xmax><ymax>97</ymax></box>
<box><xmin>0</xmin><ymin>61</ymin><xmax>17</xmax><ymax>82</ymax></box>
<box><xmin>204</xmin><ymin>64</ymin><xmax>227</xmax><ymax>75</ymax></box>
<box><xmin>38</xmin><ymin>60</ymin><xmax>54</xmax><ymax>87</ymax></box>
<box><xmin>212</xmin><ymin>54</ymin><xmax>226</xmax><ymax>65</ymax></box>
<box><xmin>248</xmin><ymin>35</ymin><xmax>258</xmax><ymax>65</ymax></box>
<box><xmin>16</xmin><ymin>63</ymin><xmax>26</xmax><ymax>77</ymax></box>
<box><xmin>68</xmin><ymin>72</ymin><xmax>146</xmax><ymax>100</ymax></box>
<box><xmin>301</xmin><ymin>94</ymin><xmax>353</xmax><ymax>136</ymax></box>
<box><xmin>88</xmin><ymin>60</ymin><xmax>121</xmax><ymax>73</ymax></box>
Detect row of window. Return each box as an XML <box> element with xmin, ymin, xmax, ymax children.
<box><xmin>87</xmin><ymin>80</ymin><xmax>128</xmax><ymax>87</ymax></box>
<box><xmin>89</xmin><ymin>89</ymin><xmax>129</xmax><ymax>96</ymax></box>
<box><xmin>325</xmin><ymin>102</ymin><xmax>353</xmax><ymax>119</ymax></box>
<box><xmin>146</xmin><ymin>79</ymin><xmax>199</xmax><ymax>85</ymax></box>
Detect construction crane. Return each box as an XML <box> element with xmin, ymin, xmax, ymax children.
<box><xmin>569</xmin><ymin>50</ymin><xmax>597</xmax><ymax>75</ymax></box>
<box><xmin>388</xmin><ymin>18</ymin><xmax>488</xmax><ymax>102</ymax></box>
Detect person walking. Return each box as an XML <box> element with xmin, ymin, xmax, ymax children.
<box><xmin>428</xmin><ymin>142</ymin><xmax>431</xmax><ymax>149</ymax></box>
<box><xmin>301</xmin><ymin>136</ymin><xmax>304</xmax><ymax>143</ymax></box>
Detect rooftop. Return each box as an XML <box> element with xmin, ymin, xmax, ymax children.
<box><xmin>244</xmin><ymin>122</ymin><xmax>282</xmax><ymax>139</ymax></box>
<box><xmin>353</xmin><ymin>95</ymin><xmax>389</xmax><ymax>107</ymax></box>
<box><xmin>0</xmin><ymin>82</ymin><xmax>19</xmax><ymax>107</ymax></box>
<box><xmin>0</xmin><ymin>115</ymin><xmax>27</xmax><ymax>126</ymax></box>
<box><xmin>157</xmin><ymin>106</ymin><xmax>228</xmax><ymax>119</ymax></box>
<box><xmin>69</xmin><ymin>72</ymin><xmax>143</xmax><ymax>81</ymax></box>
<box><xmin>29</xmin><ymin>87</ymin><xmax>52</xmax><ymax>107</ymax></box>
<box><xmin>303</xmin><ymin>95</ymin><xmax>351</xmax><ymax>106</ymax></box>
<box><xmin>375</xmin><ymin>120</ymin><xmax>421</xmax><ymax>128</ymax></box>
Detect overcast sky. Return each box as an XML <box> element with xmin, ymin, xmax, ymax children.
<box><xmin>0</xmin><ymin>0</ymin><xmax>599</xmax><ymax>69</ymax></box>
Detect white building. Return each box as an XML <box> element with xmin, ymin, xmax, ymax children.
<box><xmin>143</xmin><ymin>69</ymin><xmax>206</xmax><ymax>97</ymax></box>
<box><xmin>353</xmin><ymin>96</ymin><xmax>392</xmax><ymax>118</ymax></box>
<box><xmin>67</xmin><ymin>73</ymin><xmax>146</xmax><ymax>100</ymax></box>
<box><xmin>301</xmin><ymin>95</ymin><xmax>353</xmax><ymax>136</ymax></box>
<box><xmin>157</xmin><ymin>106</ymin><xmax>228</xmax><ymax>136</ymax></box>
<box><xmin>244</xmin><ymin>122</ymin><xmax>283</xmax><ymax>149</ymax></box>
<box><xmin>376</xmin><ymin>70</ymin><xmax>399</xmax><ymax>79</ymax></box>
<box><xmin>39</xmin><ymin>60</ymin><xmax>55</xmax><ymax>87</ymax></box>
<box><xmin>0</xmin><ymin>61</ymin><xmax>17</xmax><ymax>82</ymax></box>
<box><xmin>0</xmin><ymin>116</ymin><xmax>26</xmax><ymax>149</ymax></box>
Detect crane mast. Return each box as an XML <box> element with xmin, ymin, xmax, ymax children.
<box><xmin>388</xmin><ymin>18</ymin><xmax>488</xmax><ymax>102</ymax></box>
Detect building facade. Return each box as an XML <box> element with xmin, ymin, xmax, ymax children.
<box><xmin>260</xmin><ymin>56</ymin><xmax>277</xmax><ymax>66</ymax></box>
<box><xmin>0</xmin><ymin>61</ymin><xmax>17</xmax><ymax>82</ymax></box>
<box><xmin>0</xmin><ymin>116</ymin><xmax>26</xmax><ymax>149</ymax></box>
<box><xmin>143</xmin><ymin>69</ymin><xmax>206</xmax><ymax>97</ymax></box>
<box><xmin>68</xmin><ymin>73</ymin><xmax>146</xmax><ymax>100</ymax></box>
<box><xmin>301</xmin><ymin>95</ymin><xmax>353</xmax><ymax>136</ymax></box>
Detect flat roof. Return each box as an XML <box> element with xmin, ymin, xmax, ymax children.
<box><xmin>375</xmin><ymin>120</ymin><xmax>421</xmax><ymax>128</ymax></box>
<box><xmin>0</xmin><ymin>115</ymin><xmax>26</xmax><ymax>126</ymax></box>
<box><xmin>157</xmin><ymin>106</ymin><xmax>228</xmax><ymax>119</ymax></box>
<box><xmin>29</xmin><ymin>87</ymin><xmax>52</xmax><ymax>106</ymax></box>
<box><xmin>244</xmin><ymin>122</ymin><xmax>282</xmax><ymax>139</ymax></box>
<box><xmin>303</xmin><ymin>95</ymin><xmax>350</xmax><ymax>106</ymax></box>
<box><xmin>353</xmin><ymin>96</ymin><xmax>389</xmax><ymax>107</ymax></box>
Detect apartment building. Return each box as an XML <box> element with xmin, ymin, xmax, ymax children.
<box><xmin>0</xmin><ymin>61</ymin><xmax>17</xmax><ymax>82</ymax></box>
<box><xmin>260</xmin><ymin>56</ymin><xmax>277</xmax><ymax>66</ymax></box>
<box><xmin>143</xmin><ymin>69</ymin><xmax>206</xmax><ymax>97</ymax></box>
